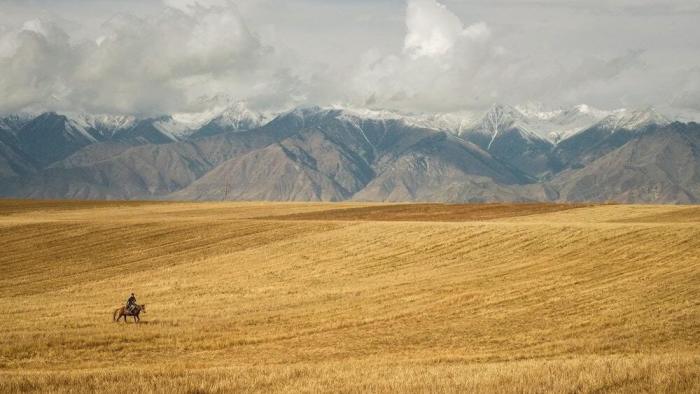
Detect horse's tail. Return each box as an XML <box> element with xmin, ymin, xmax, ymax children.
<box><xmin>113</xmin><ymin>307</ymin><xmax>121</xmax><ymax>322</ymax></box>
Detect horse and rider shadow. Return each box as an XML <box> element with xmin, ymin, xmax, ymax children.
<box><xmin>113</xmin><ymin>292</ymin><xmax>146</xmax><ymax>323</ymax></box>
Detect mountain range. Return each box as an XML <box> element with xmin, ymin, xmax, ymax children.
<box><xmin>1</xmin><ymin>102</ymin><xmax>698</xmax><ymax>203</ymax></box>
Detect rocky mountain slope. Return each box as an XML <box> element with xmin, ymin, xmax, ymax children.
<box><xmin>0</xmin><ymin>105</ymin><xmax>696</xmax><ymax>203</ymax></box>
<box><xmin>551</xmin><ymin>122</ymin><xmax>699</xmax><ymax>203</ymax></box>
<box><xmin>457</xmin><ymin>104</ymin><xmax>558</xmax><ymax>178</ymax></box>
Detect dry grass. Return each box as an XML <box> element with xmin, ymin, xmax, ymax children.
<box><xmin>265</xmin><ymin>202</ymin><xmax>594</xmax><ymax>222</ymax></box>
<box><xmin>0</xmin><ymin>201</ymin><xmax>698</xmax><ymax>393</ymax></box>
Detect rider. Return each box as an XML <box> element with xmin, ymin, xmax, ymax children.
<box><xmin>126</xmin><ymin>293</ymin><xmax>137</xmax><ymax>312</ymax></box>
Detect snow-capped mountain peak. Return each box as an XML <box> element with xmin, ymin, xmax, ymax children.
<box><xmin>0</xmin><ymin>113</ymin><xmax>35</xmax><ymax>133</ymax></box>
<box><xmin>333</xmin><ymin>106</ymin><xmax>404</xmax><ymax>121</ymax></box>
<box><xmin>596</xmin><ymin>107</ymin><xmax>670</xmax><ymax>132</ymax></box>
<box><xmin>508</xmin><ymin>103</ymin><xmax>612</xmax><ymax>142</ymax></box>
<box><xmin>482</xmin><ymin>104</ymin><xmax>528</xmax><ymax>130</ymax></box>
<box><xmin>467</xmin><ymin>104</ymin><xmax>545</xmax><ymax>147</ymax></box>
<box><xmin>67</xmin><ymin>113</ymin><xmax>136</xmax><ymax>134</ymax></box>
<box><xmin>402</xmin><ymin>111</ymin><xmax>480</xmax><ymax>134</ymax></box>
<box><xmin>23</xmin><ymin>112</ymin><xmax>99</xmax><ymax>143</ymax></box>
<box><xmin>154</xmin><ymin>101</ymin><xmax>268</xmax><ymax>138</ymax></box>
<box><xmin>515</xmin><ymin>102</ymin><xmax>562</xmax><ymax>121</ymax></box>
<box><xmin>211</xmin><ymin>101</ymin><xmax>269</xmax><ymax>130</ymax></box>
<box><xmin>297</xmin><ymin>105</ymin><xmax>480</xmax><ymax>136</ymax></box>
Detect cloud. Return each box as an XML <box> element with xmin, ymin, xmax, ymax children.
<box><xmin>404</xmin><ymin>0</ymin><xmax>490</xmax><ymax>58</ymax></box>
<box><xmin>0</xmin><ymin>1</ymin><xmax>296</xmax><ymax>115</ymax></box>
<box><xmin>162</xmin><ymin>0</ymin><xmax>233</xmax><ymax>14</ymax></box>
<box><xmin>671</xmin><ymin>68</ymin><xmax>700</xmax><ymax>112</ymax></box>
<box><xmin>0</xmin><ymin>20</ymin><xmax>78</xmax><ymax>113</ymax></box>
<box><xmin>348</xmin><ymin>0</ymin><xmax>700</xmax><ymax>116</ymax></box>
<box><xmin>350</xmin><ymin>0</ymin><xmax>502</xmax><ymax>112</ymax></box>
<box><xmin>0</xmin><ymin>0</ymin><xmax>698</xmax><ymax>118</ymax></box>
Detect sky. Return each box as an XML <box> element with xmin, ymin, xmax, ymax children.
<box><xmin>0</xmin><ymin>0</ymin><xmax>699</xmax><ymax>119</ymax></box>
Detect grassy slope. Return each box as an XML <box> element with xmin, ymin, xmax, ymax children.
<box><xmin>0</xmin><ymin>201</ymin><xmax>698</xmax><ymax>393</ymax></box>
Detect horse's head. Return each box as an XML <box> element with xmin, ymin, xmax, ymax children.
<box><xmin>140</xmin><ymin>304</ymin><xmax>146</xmax><ymax>313</ymax></box>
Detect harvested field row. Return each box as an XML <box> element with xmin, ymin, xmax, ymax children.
<box><xmin>264</xmin><ymin>202</ymin><xmax>595</xmax><ymax>222</ymax></box>
<box><xmin>0</xmin><ymin>200</ymin><xmax>698</xmax><ymax>392</ymax></box>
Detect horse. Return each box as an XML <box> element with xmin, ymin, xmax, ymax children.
<box><xmin>113</xmin><ymin>304</ymin><xmax>146</xmax><ymax>323</ymax></box>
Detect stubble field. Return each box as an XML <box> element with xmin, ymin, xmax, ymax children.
<box><xmin>0</xmin><ymin>200</ymin><xmax>698</xmax><ymax>393</ymax></box>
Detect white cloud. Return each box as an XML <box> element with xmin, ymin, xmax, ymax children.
<box><xmin>403</xmin><ymin>0</ymin><xmax>490</xmax><ymax>58</ymax></box>
<box><xmin>162</xmin><ymin>0</ymin><xmax>233</xmax><ymax>13</ymax></box>
<box><xmin>348</xmin><ymin>0</ymin><xmax>700</xmax><ymax>117</ymax></box>
<box><xmin>22</xmin><ymin>19</ymin><xmax>50</xmax><ymax>36</ymax></box>
<box><xmin>0</xmin><ymin>1</ymin><xmax>297</xmax><ymax>115</ymax></box>
<box><xmin>0</xmin><ymin>0</ymin><xmax>698</xmax><ymax>118</ymax></box>
<box><xmin>0</xmin><ymin>19</ymin><xmax>77</xmax><ymax>112</ymax></box>
<box><xmin>351</xmin><ymin>0</ymin><xmax>501</xmax><ymax>112</ymax></box>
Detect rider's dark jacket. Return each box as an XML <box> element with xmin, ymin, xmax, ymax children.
<box><xmin>127</xmin><ymin>295</ymin><xmax>137</xmax><ymax>308</ymax></box>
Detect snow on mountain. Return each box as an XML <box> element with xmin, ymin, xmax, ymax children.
<box><xmin>463</xmin><ymin>104</ymin><xmax>548</xmax><ymax>148</ymax></box>
<box><xmin>208</xmin><ymin>102</ymin><xmax>269</xmax><ymax>131</ymax></box>
<box><xmin>11</xmin><ymin>112</ymin><xmax>100</xmax><ymax>167</ymax></box>
<box><xmin>515</xmin><ymin>102</ymin><xmax>563</xmax><ymax>121</ymax></box>
<box><xmin>156</xmin><ymin>102</ymin><xmax>269</xmax><ymax>138</ymax></box>
<box><xmin>326</xmin><ymin>105</ymin><xmax>481</xmax><ymax>136</ymax></box>
<box><xmin>403</xmin><ymin>112</ymin><xmax>481</xmax><ymax>134</ymax></box>
<box><xmin>0</xmin><ymin>113</ymin><xmax>36</xmax><ymax>133</ymax></box>
<box><xmin>516</xmin><ymin>104</ymin><xmax>612</xmax><ymax>142</ymax></box>
<box><xmin>49</xmin><ymin>115</ymin><xmax>99</xmax><ymax>143</ymax></box>
<box><xmin>452</xmin><ymin>104</ymin><xmax>557</xmax><ymax>178</ymax></box>
<box><xmin>334</xmin><ymin>106</ymin><xmax>404</xmax><ymax>121</ymax></box>
<box><xmin>594</xmin><ymin>107</ymin><xmax>670</xmax><ymax>132</ymax></box>
<box><xmin>153</xmin><ymin>108</ymin><xmax>224</xmax><ymax>139</ymax></box>
<box><xmin>152</xmin><ymin>115</ymin><xmax>202</xmax><ymax>139</ymax></box>
<box><xmin>3</xmin><ymin>104</ymin><xmax>672</xmax><ymax>147</ymax></box>
<box><xmin>285</xmin><ymin>103</ymin><xmax>606</xmax><ymax>145</ymax></box>
<box><xmin>66</xmin><ymin>113</ymin><xmax>137</xmax><ymax>136</ymax></box>
<box><xmin>570</xmin><ymin>104</ymin><xmax>611</xmax><ymax>119</ymax></box>
<box><xmin>268</xmin><ymin>103</ymin><xmax>631</xmax><ymax>146</ymax></box>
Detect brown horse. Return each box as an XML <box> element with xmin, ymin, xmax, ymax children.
<box><xmin>113</xmin><ymin>304</ymin><xmax>146</xmax><ymax>323</ymax></box>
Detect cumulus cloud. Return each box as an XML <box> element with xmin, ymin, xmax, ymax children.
<box><xmin>0</xmin><ymin>20</ymin><xmax>77</xmax><ymax>113</ymax></box>
<box><xmin>0</xmin><ymin>0</ymin><xmax>698</xmax><ymax>118</ymax></box>
<box><xmin>403</xmin><ymin>0</ymin><xmax>490</xmax><ymax>58</ymax></box>
<box><xmin>0</xmin><ymin>1</ymin><xmax>300</xmax><ymax>115</ymax></box>
<box><xmin>349</xmin><ymin>0</ymin><xmax>700</xmax><ymax>116</ymax></box>
<box><xmin>350</xmin><ymin>0</ymin><xmax>502</xmax><ymax>112</ymax></box>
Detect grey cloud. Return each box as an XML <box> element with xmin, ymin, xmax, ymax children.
<box><xmin>0</xmin><ymin>3</ymin><xmax>295</xmax><ymax>115</ymax></box>
<box><xmin>0</xmin><ymin>0</ymin><xmax>698</xmax><ymax>118</ymax></box>
<box><xmin>456</xmin><ymin>0</ymin><xmax>700</xmax><ymax>14</ymax></box>
<box><xmin>671</xmin><ymin>68</ymin><xmax>700</xmax><ymax>112</ymax></box>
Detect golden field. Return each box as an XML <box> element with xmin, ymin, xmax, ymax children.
<box><xmin>0</xmin><ymin>200</ymin><xmax>698</xmax><ymax>393</ymax></box>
